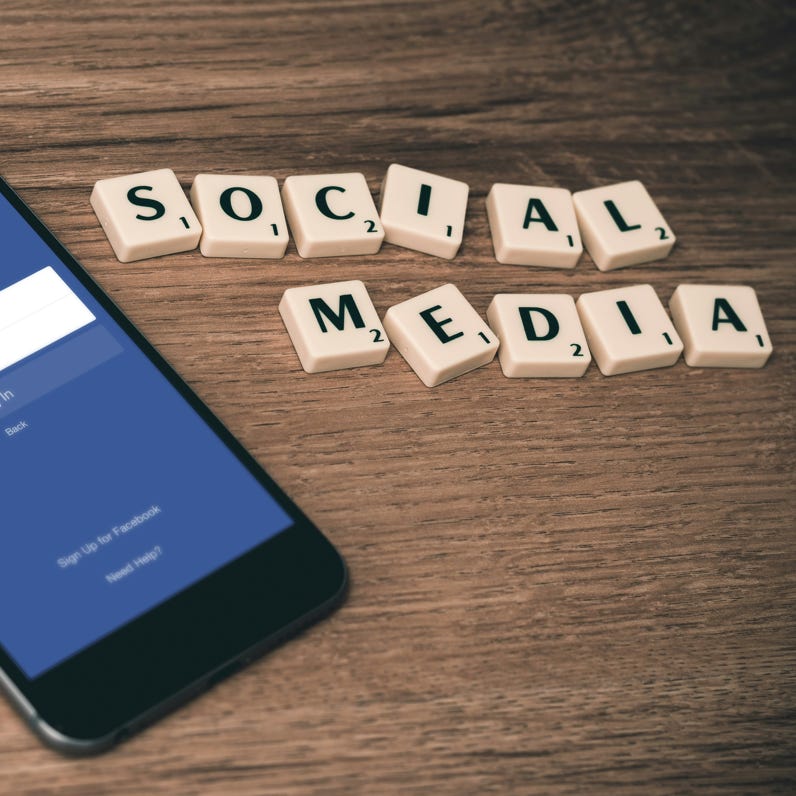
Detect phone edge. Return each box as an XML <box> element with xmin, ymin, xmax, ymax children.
<box><xmin>1</xmin><ymin>553</ymin><xmax>348</xmax><ymax>755</ymax></box>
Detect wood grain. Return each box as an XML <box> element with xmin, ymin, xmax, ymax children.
<box><xmin>0</xmin><ymin>1</ymin><xmax>794</xmax><ymax>792</ymax></box>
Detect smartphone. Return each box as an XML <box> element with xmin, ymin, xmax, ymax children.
<box><xmin>0</xmin><ymin>176</ymin><xmax>346</xmax><ymax>754</ymax></box>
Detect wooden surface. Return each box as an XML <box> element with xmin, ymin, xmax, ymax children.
<box><xmin>1</xmin><ymin>1</ymin><xmax>795</xmax><ymax>792</ymax></box>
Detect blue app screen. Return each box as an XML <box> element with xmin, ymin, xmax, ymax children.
<box><xmin>0</xmin><ymin>192</ymin><xmax>293</xmax><ymax>678</ymax></box>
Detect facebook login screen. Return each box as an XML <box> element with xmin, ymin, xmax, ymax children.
<box><xmin>0</xmin><ymin>192</ymin><xmax>292</xmax><ymax>678</ymax></box>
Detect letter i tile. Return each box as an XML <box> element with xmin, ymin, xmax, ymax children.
<box><xmin>379</xmin><ymin>164</ymin><xmax>469</xmax><ymax>259</ymax></box>
<box><xmin>576</xmin><ymin>284</ymin><xmax>682</xmax><ymax>375</ymax></box>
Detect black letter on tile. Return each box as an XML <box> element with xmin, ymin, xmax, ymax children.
<box><xmin>220</xmin><ymin>187</ymin><xmax>263</xmax><ymax>221</ymax></box>
<box><xmin>518</xmin><ymin>307</ymin><xmax>560</xmax><ymax>341</ymax></box>
<box><xmin>127</xmin><ymin>186</ymin><xmax>165</xmax><ymax>221</ymax></box>
<box><xmin>309</xmin><ymin>294</ymin><xmax>365</xmax><ymax>333</ymax></box>
<box><xmin>522</xmin><ymin>199</ymin><xmax>558</xmax><ymax>231</ymax></box>
<box><xmin>604</xmin><ymin>200</ymin><xmax>641</xmax><ymax>232</ymax></box>
<box><xmin>315</xmin><ymin>186</ymin><xmax>355</xmax><ymax>220</ymax></box>
<box><xmin>419</xmin><ymin>305</ymin><xmax>464</xmax><ymax>343</ymax></box>
<box><xmin>616</xmin><ymin>300</ymin><xmax>642</xmax><ymax>334</ymax></box>
<box><xmin>712</xmin><ymin>298</ymin><xmax>747</xmax><ymax>331</ymax></box>
<box><xmin>417</xmin><ymin>184</ymin><xmax>432</xmax><ymax>216</ymax></box>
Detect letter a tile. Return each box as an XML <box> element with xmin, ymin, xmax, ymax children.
<box><xmin>576</xmin><ymin>284</ymin><xmax>683</xmax><ymax>375</ymax></box>
<box><xmin>383</xmin><ymin>284</ymin><xmax>498</xmax><ymax>387</ymax></box>
<box><xmin>279</xmin><ymin>280</ymin><xmax>389</xmax><ymax>373</ymax></box>
<box><xmin>90</xmin><ymin>169</ymin><xmax>201</xmax><ymax>262</ymax></box>
<box><xmin>486</xmin><ymin>184</ymin><xmax>582</xmax><ymax>268</ymax></box>
<box><xmin>669</xmin><ymin>284</ymin><xmax>772</xmax><ymax>367</ymax></box>
<box><xmin>573</xmin><ymin>181</ymin><xmax>675</xmax><ymax>271</ymax></box>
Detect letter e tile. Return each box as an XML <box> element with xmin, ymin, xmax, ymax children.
<box><xmin>383</xmin><ymin>284</ymin><xmax>498</xmax><ymax>387</ymax></box>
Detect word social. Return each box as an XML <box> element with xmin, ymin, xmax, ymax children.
<box><xmin>90</xmin><ymin>166</ymin><xmax>772</xmax><ymax>386</ymax></box>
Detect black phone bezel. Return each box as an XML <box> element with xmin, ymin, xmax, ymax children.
<box><xmin>0</xmin><ymin>176</ymin><xmax>347</xmax><ymax>752</ymax></box>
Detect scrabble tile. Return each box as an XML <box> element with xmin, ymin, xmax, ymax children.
<box><xmin>485</xmin><ymin>184</ymin><xmax>582</xmax><ymax>268</ymax></box>
<box><xmin>90</xmin><ymin>168</ymin><xmax>201</xmax><ymax>262</ymax></box>
<box><xmin>573</xmin><ymin>180</ymin><xmax>675</xmax><ymax>271</ymax></box>
<box><xmin>279</xmin><ymin>280</ymin><xmax>389</xmax><ymax>373</ymax></box>
<box><xmin>190</xmin><ymin>174</ymin><xmax>288</xmax><ymax>258</ymax></box>
<box><xmin>669</xmin><ymin>284</ymin><xmax>772</xmax><ymax>368</ymax></box>
<box><xmin>383</xmin><ymin>284</ymin><xmax>498</xmax><ymax>387</ymax></box>
<box><xmin>281</xmin><ymin>173</ymin><xmax>383</xmax><ymax>258</ymax></box>
<box><xmin>379</xmin><ymin>164</ymin><xmax>469</xmax><ymax>259</ymax></box>
<box><xmin>487</xmin><ymin>294</ymin><xmax>591</xmax><ymax>377</ymax></box>
<box><xmin>576</xmin><ymin>284</ymin><xmax>683</xmax><ymax>375</ymax></box>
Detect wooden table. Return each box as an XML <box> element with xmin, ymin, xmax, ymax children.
<box><xmin>1</xmin><ymin>1</ymin><xmax>794</xmax><ymax>792</ymax></box>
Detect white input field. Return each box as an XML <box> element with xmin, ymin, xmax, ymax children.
<box><xmin>0</xmin><ymin>267</ymin><xmax>96</xmax><ymax>373</ymax></box>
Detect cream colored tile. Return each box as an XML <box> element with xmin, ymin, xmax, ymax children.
<box><xmin>576</xmin><ymin>284</ymin><xmax>683</xmax><ymax>375</ymax></box>
<box><xmin>486</xmin><ymin>184</ymin><xmax>582</xmax><ymax>268</ymax></box>
<box><xmin>669</xmin><ymin>284</ymin><xmax>772</xmax><ymax>368</ymax></box>
<box><xmin>487</xmin><ymin>294</ymin><xmax>591</xmax><ymax>377</ymax></box>
<box><xmin>379</xmin><ymin>164</ymin><xmax>468</xmax><ymax>259</ymax></box>
<box><xmin>281</xmin><ymin>173</ymin><xmax>383</xmax><ymax>258</ymax></box>
<box><xmin>383</xmin><ymin>284</ymin><xmax>498</xmax><ymax>387</ymax></box>
<box><xmin>190</xmin><ymin>174</ymin><xmax>288</xmax><ymax>258</ymax></box>
<box><xmin>279</xmin><ymin>280</ymin><xmax>389</xmax><ymax>373</ymax></box>
<box><xmin>90</xmin><ymin>168</ymin><xmax>201</xmax><ymax>262</ymax></box>
<box><xmin>573</xmin><ymin>180</ymin><xmax>675</xmax><ymax>271</ymax></box>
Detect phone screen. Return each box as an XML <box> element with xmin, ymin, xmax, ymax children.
<box><xmin>0</xmin><ymin>190</ymin><xmax>293</xmax><ymax>680</ymax></box>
